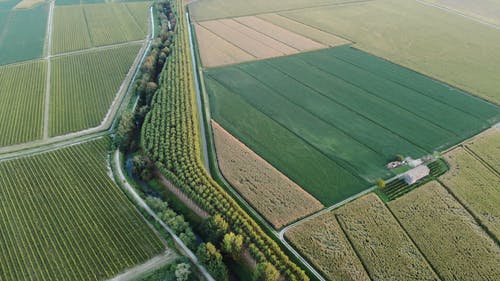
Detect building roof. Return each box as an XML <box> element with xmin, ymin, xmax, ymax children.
<box><xmin>403</xmin><ymin>165</ymin><xmax>430</xmax><ymax>184</ymax></box>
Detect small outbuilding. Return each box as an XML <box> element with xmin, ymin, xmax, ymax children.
<box><xmin>402</xmin><ymin>165</ymin><xmax>430</xmax><ymax>185</ymax></box>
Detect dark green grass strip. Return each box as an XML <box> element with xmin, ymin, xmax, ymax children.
<box><xmin>206</xmin><ymin>75</ymin><xmax>368</xmax><ymax>205</ymax></box>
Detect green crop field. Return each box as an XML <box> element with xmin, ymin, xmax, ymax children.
<box><xmin>0</xmin><ymin>138</ymin><xmax>165</xmax><ymax>281</ymax></box>
<box><xmin>281</xmin><ymin>0</ymin><xmax>500</xmax><ymax>104</ymax></box>
<box><xmin>84</xmin><ymin>3</ymin><xmax>146</xmax><ymax>46</ymax></box>
<box><xmin>52</xmin><ymin>5</ymin><xmax>92</xmax><ymax>54</ymax></box>
<box><xmin>0</xmin><ymin>4</ymin><xmax>48</xmax><ymax>65</ymax></box>
<box><xmin>50</xmin><ymin>43</ymin><xmax>141</xmax><ymax>136</ymax></box>
<box><xmin>206</xmin><ymin>46</ymin><xmax>500</xmax><ymax>204</ymax></box>
<box><xmin>389</xmin><ymin>181</ymin><xmax>500</xmax><ymax>280</ymax></box>
<box><xmin>0</xmin><ymin>61</ymin><xmax>46</xmax><ymax>146</ymax></box>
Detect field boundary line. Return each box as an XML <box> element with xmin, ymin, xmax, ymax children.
<box><xmin>233</xmin><ymin>18</ymin><xmax>303</xmax><ymax>52</ymax></box>
<box><xmin>462</xmin><ymin>145</ymin><xmax>500</xmax><ymax>177</ymax></box>
<box><xmin>279</xmin><ymin>185</ymin><xmax>377</xmax><ymax>238</ymax></box>
<box><xmin>195</xmin><ymin>23</ymin><xmax>257</xmax><ymax>62</ymax></box>
<box><xmin>277</xmin><ymin>13</ymin><xmax>355</xmax><ymax>45</ymax></box>
<box><xmin>123</xmin><ymin>3</ymin><xmax>147</xmax><ymax>35</ymax></box>
<box><xmin>50</xmin><ymin>40</ymin><xmax>145</xmax><ymax>58</ymax></box>
<box><xmin>436</xmin><ymin>179</ymin><xmax>500</xmax><ymax>246</ymax></box>
<box><xmin>43</xmin><ymin>0</ymin><xmax>55</xmax><ymax>139</ymax></box>
<box><xmin>81</xmin><ymin>5</ymin><xmax>95</xmax><ymax>47</ymax></box>
<box><xmin>334</xmin><ymin>214</ymin><xmax>374</xmax><ymax>281</ymax></box>
<box><xmin>384</xmin><ymin>201</ymin><xmax>444</xmax><ymax>280</ymax></box>
<box><xmin>214</xmin><ymin>19</ymin><xmax>293</xmax><ymax>56</ymax></box>
<box><xmin>415</xmin><ymin>0</ymin><xmax>500</xmax><ymax>30</ymax></box>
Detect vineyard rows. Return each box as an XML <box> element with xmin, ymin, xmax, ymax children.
<box><xmin>52</xmin><ymin>6</ymin><xmax>92</xmax><ymax>54</ymax></box>
<box><xmin>49</xmin><ymin>43</ymin><xmax>141</xmax><ymax>136</ymax></box>
<box><xmin>141</xmin><ymin>0</ymin><xmax>308</xmax><ymax>279</ymax></box>
<box><xmin>0</xmin><ymin>138</ymin><xmax>165</xmax><ymax>281</ymax></box>
<box><xmin>84</xmin><ymin>3</ymin><xmax>146</xmax><ymax>47</ymax></box>
<box><xmin>0</xmin><ymin>61</ymin><xmax>45</xmax><ymax>146</ymax></box>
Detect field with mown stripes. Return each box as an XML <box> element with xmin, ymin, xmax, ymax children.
<box><xmin>0</xmin><ymin>138</ymin><xmax>165</xmax><ymax>281</ymax></box>
<box><xmin>0</xmin><ymin>61</ymin><xmax>46</xmax><ymax>146</ymax></box>
<box><xmin>206</xmin><ymin>45</ymin><xmax>500</xmax><ymax>204</ymax></box>
<box><xmin>49</xmin><ymin>43</ymin><xmax>141</xmax><ymax>136</ymax></box>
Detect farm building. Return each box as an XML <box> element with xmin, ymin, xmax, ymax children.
<box><xmin>402</xmin><ymin>165</ymin><xmax>430</xmax><ymax>184</ymax></box>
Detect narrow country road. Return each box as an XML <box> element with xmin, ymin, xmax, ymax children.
<box><xmin>107</xmin><ymin>250</ymin><xmax>178</xmax><ymax>281</ymax></box>
<box><xmin>113</xmin><ymin>150</ymin><xmax>216</xmax><ymax>281</ymax></box>
<box><xmin>43</xmin><ymin>0</ymin><xmax>55</xmax><ymax>139</ymax></box>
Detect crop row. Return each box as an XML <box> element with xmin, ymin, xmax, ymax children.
<box><xmin>141</xmin><ymin>1</ymin><xmax>309</xmax><ymax>280</ymax></box>
<box><xmin>0</xmin><ymin>138</ymin><xmax>164</xmax><ymax>281</ymax></box>
<box><xmin>49</xmin><ymin>43</ymin><xmax>141</xmax><ymax>136</ymax></box>
<box><xmin>0</xmin><ymin>61</ymin><xmax>45</xmax><ymax>146</ymax></box>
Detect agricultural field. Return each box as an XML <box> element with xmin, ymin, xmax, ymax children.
<box><xmin>49</xmin><ymin>43</ymin><xmax>141</xmax><ymax>136</ymax></box>
<box><xmin>125</xmin><ymin>1</ymin><xmax>150</xmax><ymax>33</ymax></box>
<box><xmin>0</xmin><ymin>138</ymin><xmax>165</xmax><ymax>281</ymax></box>
<box><xmin>257</xmin><ymin>13</ymin><xmax>350</xmax><ymax>47</ymax></box>
<box><xmin>389</xmin><ymin>181</ymin><xmax>500</xmax><ymax>280</ymax></box>
<box><xmin>0</xmin><ymin>3</ymin><xmax>48</xmax><ymax>65</ymax></box>
<box><xmin>335</xmin><ymin>194</ymin><xmax>438</xmax><ymax>280</ymax></box>
<box><xmin>441</xmin><ymin>146</ymin><xmax>500</xmax><ymax>238</ymax></box>
<box><xmin>0</xmin><ymin>61</ymin><xmax>46</xmax><ymax>146</ymax></box>
<box><xmin>195</xmin><ymin>16</ymin><xmax>330</xmax><ymax>67</ymax></box>
<box><xmin>83</xmin><ymin>3</ymin><xmax>147</xmax><ymax>47</ymax></box>
<box><xmin>51</xmin><ymin>5</ymin><xmax>92</xmax><ymax>54</ymax></box>
<box><xmin>189</xmin><ymin>0</ymin><xmax>351</xmax><ymax>21</ymax></box>
<box><xmin>212</xmin><ymin>121</ymin><xmax>323</xmax><ymax>229</ymax></box>
<box><xmin>423</xmin><ymin>0</ymin><xmax>500</xmax><ymax>26</ymax></box>
<box><xmin>281</xmin><ymin>0</ymin><xmax>500</xmax><ymax>104</ymax></box>
<box><xmin>285</xmin><ymin>213</ymin><xmax>370</xmax><ymax>281</ymax></box>
<box><xmin>206</xmin><ymin>46</ymin><xmax>499</xmax><ymax>204</ymax></box>
<box><xmin>464</xmin><ymin>128</ymin><xmax>500</xmax><ymax>170</ymax></box>
<box><xmin>206</xmin><ymin>74</ymin><xmax>367</xmax><ymax>205</ymax></box>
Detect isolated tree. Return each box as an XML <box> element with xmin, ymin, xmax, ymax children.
<box><xmin>395</xmin><ymin>154</ymin><xmax>405</xmax><ymax>161</ymax></box>
<box><xmin>253</xmin><ymin>262</ymin><xmax>279</xmax><ymax>281</ymax></box>
<box><xmin>175</xmin><ymin>263</ymin><xmax>191</xmax><ymax>281</ymax></box>
<box><xmin>377</xmin><ymin>179</ymin><xmax>386</xmax><ymax>189</ymax></box>
<box><xmin>221</xmin><ymin>232</ymin><xmax>243</xmax><ymax>261</ymax></box>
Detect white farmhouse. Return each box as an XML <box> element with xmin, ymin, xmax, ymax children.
<box><xmin>402</xmin><ymin>165</ymin><xmax>430</xmax><ymax>185</ymax></box>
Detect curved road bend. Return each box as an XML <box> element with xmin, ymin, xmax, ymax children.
<box><xmin>113</xmin><ymin>150</ymin><xmax>216</xmax><ymax>281</ymax></box>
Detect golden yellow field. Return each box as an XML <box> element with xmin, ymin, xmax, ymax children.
<box><xmin>389</xmin><ymin>181</ymin><xmax>500</xmax><ymax>280</ymax></box>
<box><xmin>212</xmin><ymin>121</ymin><xmax>323</xmax><ymax>229</ymax></box>
<box><xmin>335</xmin><ymin>193</ymin><xmax>438</xmax><ymax>280</ymax></box>
<box><xmin>441</xmin><ymin>146</ymin><xmax>500</xmax><ymax>238</ymax></box>
<box><xmin>285</xmin><ymin>212</ymin><xmax>370</xmax><ymax>281</ymax></box>
<box><xmin>465</xmin><ymin>128</ymin><xmax>500</xmax><ymax>171</ymax></box>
